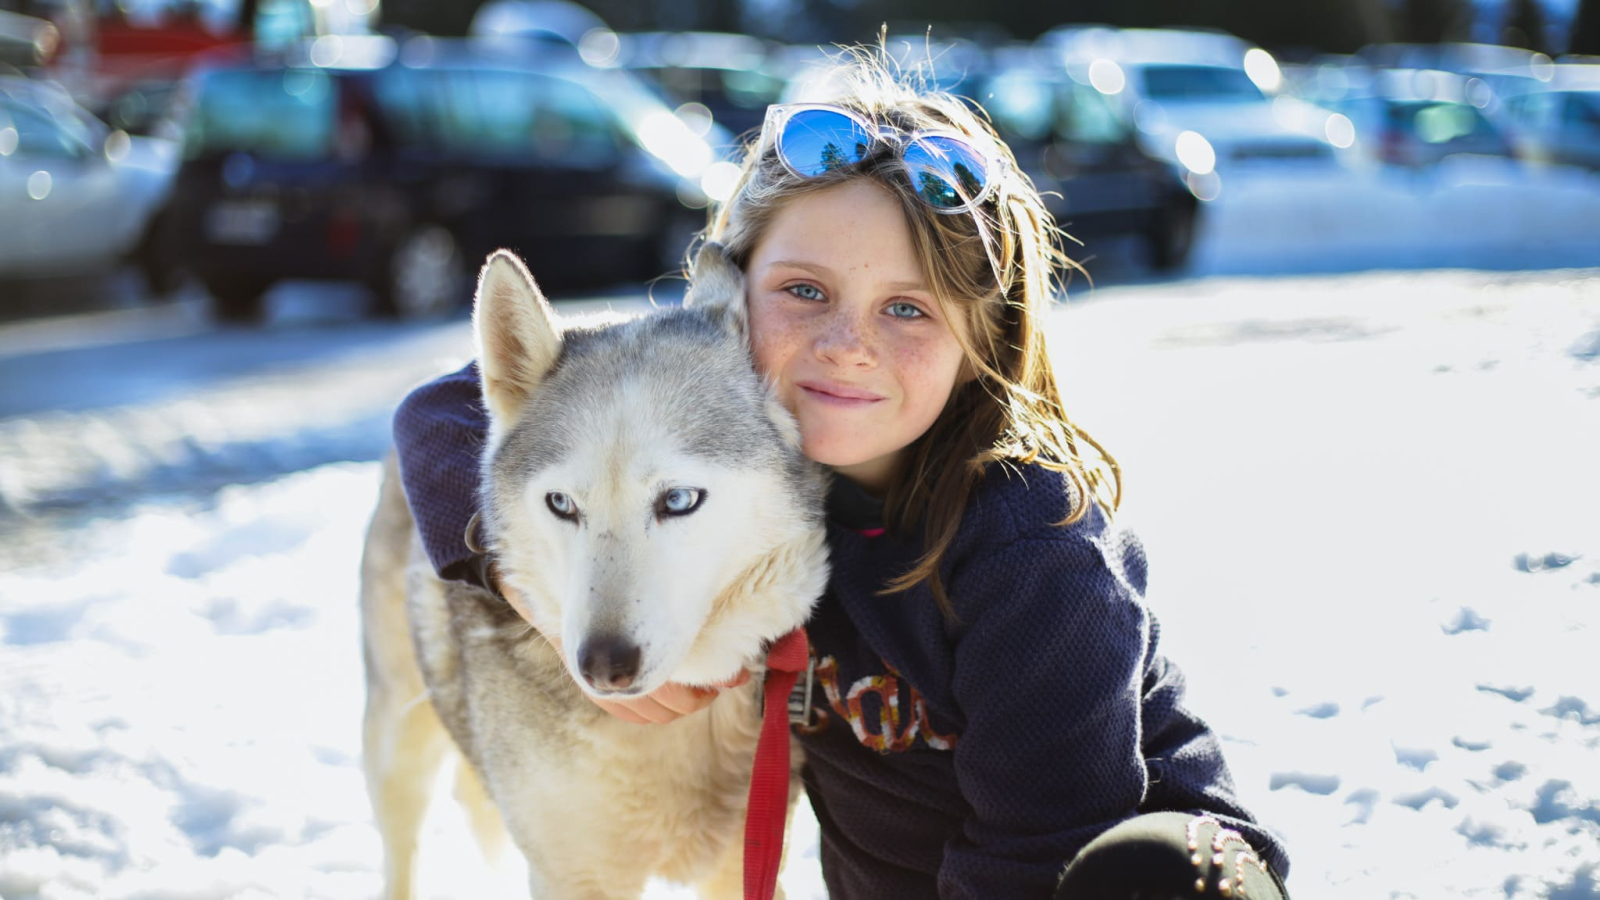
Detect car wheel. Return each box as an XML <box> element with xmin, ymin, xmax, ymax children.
<box><xmin>205</xmin><ymin>277</ymin><xmax>270</xmax><ymax>322</ymax></box>
<box><xmin>134</xmin><ymin>209</ymin><xmax>182</xmax><ymax>298</ymax></box>
<box><xmin>1147</xmin><ymin>200</ymin><xmax>1197</xmax><ymax>273</ymax></box>
<box><xmin>374</xmin><ymin>224</ymin><xmax>467</xmax><ymax>319</ymax></box>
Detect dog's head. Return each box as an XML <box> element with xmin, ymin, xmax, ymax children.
<box><xmin>472</xmin><ymin>245</ymin><xmax>827</xmax><ymax>699</ymax></box>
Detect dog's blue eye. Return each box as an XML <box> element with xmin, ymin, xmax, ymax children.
<box><xmin>658</xmin><ymin>488</ymin><xmax>704</xmax><ymax>517</ymax></box>
<box><xmin>546</xmin><ymin>492</ymin><xmax>578</xmax><ymax>520</ymax></box>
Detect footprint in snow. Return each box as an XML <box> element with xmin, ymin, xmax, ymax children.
<box><xmin>1394</xmin><ymin>745</ymin><xmax>1439</xmax><ymax>771</ymax></box>
<box><xmin>1294</xmin><ymin>701</ymin><xmax>1339</xmax><ymax>719</ymax></box>
<box><xmin>1513</xmin><ymin>551</ymin><xmax>1580</xmax><ymax>573</ymax></box>
<box><xmin>1477</xmin><ymin>683</ymin><xmax>1536</xmax><ymax>703</ymax></box>
<box><xmin>1441</xmin><ymin>606</ymin><xmax>1490</xmax><ymax>634</ymax></box>
<box><xmin>1344</xmin><ymin>788</ymin><xmax>1380</xmax><ymax>824</ymax></box>
<box><xmin>1456</xmin><ymin>817</ymin><xmax>1510</xmax><ymax>848</ymax></box>
<box><xmin>1393</xmin><ymin>786</ymin><xmax>1459</xmax><ymax>810</ymax></box>
<box><xmin>1492</xmin><ymin>760</ymin><xmax>1527</xmax><ymax>782</ymax></box>
<box><xmin>1541</xmin><ymin>696</ymin><xmax>1600</xmax><ymax>726</ymax></box>
<box><xmin>1269</xmin><ymin>772</ymin><xmax>1341</xmax><ymax>795</ymax></box>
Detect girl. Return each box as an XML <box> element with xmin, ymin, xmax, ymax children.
<box><xmin>392</xmin><ymin>49</ymin><xmax>1291</xmax><ymax>899</ymax></box>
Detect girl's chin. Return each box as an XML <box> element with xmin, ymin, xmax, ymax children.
<box><xmin>802</xmin><ymin>440</ymin><xmax>896</xmax><ymax>488</ymax></box>
<box><xmin>799</xmin><ymin>436</ymin><xmax>867</xmax><ymax>469</ymax></box>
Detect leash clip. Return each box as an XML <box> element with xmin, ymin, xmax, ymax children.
<box><xmin>787</xmin><ymin>654</ymin><xmax>817</xmax><ymax>729</ymax></box>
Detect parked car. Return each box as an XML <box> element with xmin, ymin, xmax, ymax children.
<box><xmin>1321</xmin><ymin>68</ymin><xmax>1515</xmax><ymax>168</ymax></box>
<box><xmin>615</xmin><ymin>31</ymin><xmax>787</xmax><ymax>141</ymax></box>
<box><xmin>0</xmin><ymin>75</ymin><xmax>178</xmax><ymax>292</ymax></box>
<box><xmin>981</xmin><ymin>60</ymin><xmax>1201</xmax><ymax>270</ymax></box>
<box><xmin>166</xmin><ymin>34</ymin><xmax>722</xmax><ymax>321</ymax></box>
<box><xmin>1038</xmin><ymin>27</ymin><xmax>1348</xmax><ymax>174</ymax></box>
<box><xmin>1497</xmin><ymin>64</ymin><xmax>1600</xmax><ymax>171</ymax></box>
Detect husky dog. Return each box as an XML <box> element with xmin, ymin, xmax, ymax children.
<box><xmin>360</xmin><ymin>243</ymin><xmax>829</xmax><ymax>899</ymax></box>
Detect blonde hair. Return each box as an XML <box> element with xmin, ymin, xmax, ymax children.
<box><xmin>700</xmin><ymin>45</ymin><xmax>1121</xmax><ymax>618</ymax></box>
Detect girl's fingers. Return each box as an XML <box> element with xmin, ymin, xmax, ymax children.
<box><xmin>592</xmin><ymin>673</ymin><xmax>751</xmax><ymax>724</ymax></box>
<box><xmin>652</xmin><ymin>682</ymin><xmax>720</xmax><ymax>718</ymax></box>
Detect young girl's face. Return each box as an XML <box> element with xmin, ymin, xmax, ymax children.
<box><xmin>745</xmin><ymin>179</ymin><xmax>970</xmax><ymax>494</ymax></box>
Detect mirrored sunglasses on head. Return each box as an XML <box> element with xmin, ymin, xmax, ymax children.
<box><xmin>761</xmin><ymin>104</ymin><xmax>1007</xmax><ymax>215</ymax></box>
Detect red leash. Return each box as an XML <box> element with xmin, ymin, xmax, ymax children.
<box><xmin>743</xmin><ymin>628</ymin><xmax>809</xmax><ymax>900</ymax></box>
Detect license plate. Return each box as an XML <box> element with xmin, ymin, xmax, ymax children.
<box><xmin>205</xmin><ymin>200</ymin><xmax>280</xmax><ymax>245</ymax></box>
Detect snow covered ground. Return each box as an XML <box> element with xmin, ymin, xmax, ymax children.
<box><xmin>1</xmin><ymin>162</ymin><xmax>1598</xmax><ymax>899</ymax></box>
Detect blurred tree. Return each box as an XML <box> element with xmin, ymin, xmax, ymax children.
<box><xmin>1571</xmin><ymin>0</ymin><xmax>1600</xmax><ymax>53</ymax></box>
<box><xmin>1394</xmin><ymin>0</ymin><xmax>1474</xmax><ymax>42</ymax></box>
<box><xmin>1502</xmin><ymin>0</ymin><xmax>1550</xmax><ymax>52</ymax></box>
<box><xmin>860</xmin><ymin>0</ymin><xmax>1394</xmax><ymax>54</ymax></box>
<box><xmin>379</xmin><ymin>0</ymin><xmax>478</xmax><ymax>36</ymax></box>
<box><xmin>376</xmin><ymin>0</ymin><xmax>745</xmax><ymax>37</ymax></box>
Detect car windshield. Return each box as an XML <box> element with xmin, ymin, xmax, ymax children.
<box><xmin>1141</xmin><ymin>65</ymin><xmax>1265</xmax><ymax>102</ymax></box>
<box><xmin>1392</xmin><ymin>101</ymin><xmax>1493</xmax><ymax>143</ymax></box>
<box><xmin>186</xmin><ymin>68</ymin><xmax>334</xmax><ymax>158</ymax></box>
<box><xmin>371</xmin><ymin>67</ymin><xmax>622</xmax><ymax>163</ymax></box>
<box><xmin>0</xmin><ymin>99</ymin><xmax>97</xmax><ymax>159</ymax></box>
<box><xmin>983</xmin><ymin>72</ymin><xmax>1130</xmax><ymax>145</ymax></box>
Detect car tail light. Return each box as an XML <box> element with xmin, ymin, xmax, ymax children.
<box><xmin>1379</xmin><ymin>129</ymin><xmax>1407</xmax><ymax>166</ymax></box>
<box><xmin>327</xmin><ymin>208</ymin><xmax>360</xmax><ymax>258</ymax></box>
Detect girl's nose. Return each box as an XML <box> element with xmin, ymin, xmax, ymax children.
<box><xmin>814</xmin><ymin>309</ymin><xmax>877</xmax><ymax>368</ymax></box>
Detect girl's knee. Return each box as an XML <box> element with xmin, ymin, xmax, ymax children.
<box><xmin>1055</xmin><ymin>813</ymin><xmax>1282</xmax><ymax>900</ymax></box>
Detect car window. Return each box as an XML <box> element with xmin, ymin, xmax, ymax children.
<box><xmin>1562</xmin><ymin>93</ymin><xmax>1600</xmax><ymax>133</ymax></box>
<box><xmin>1057</xmin><ymin>82</ymin><xmax>1127</xmax><ymax>144</ymax></box>
<box><xmin>1402</xmin><ymin>101</ymin><xmax>1492</xmax><ymax>143</ymax></box>
<box><xmin>185</xmin><ymin>68</ymin><xmax>335</xmax><ymax>159</ymax></box>
<box><xmin>0</xmin><ymin>102</ymin><xmax>93</xmax><ymax>160</ymax></box>
<box><xmin>535</xmin><ymin>76</ymin><xmax>624</xmax><ymax>164</ymax></box>
<box><xmin>1505</xmin><ymin>90</ymin><xmax>1554</xmax><ymax>127</ymax></box>
<box><xmin>374</xmin><ymin>67</ymin><xmax>621</xmax><ymax>165</ymax></box>
<box><xmin>982</xmin><ymin>71</ymin><xmax>1054</xmax><ymax>141</ymax></box>
<box><xmin>1141</xmin><ymin>65</ymin><xmax>1265</xmax><ymax>102</ymax></box>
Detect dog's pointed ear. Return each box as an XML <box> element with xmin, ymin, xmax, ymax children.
<box><xmin>473</xmin><ymin>250</ymin><xmax>560</xmax><ymax>431</ymax></box>
<box><xmin>683</xmin><ymin>241</ymin><xmax>747</xmax><ymax>340</ymax></box>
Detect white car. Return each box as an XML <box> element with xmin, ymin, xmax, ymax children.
<box><xmin>0</xmin><ymin>77</ymin><xmax>177</xmax><ymax>285</ymax></box>
<box><xmin>1038</xmin><ymin>27</ymin><xmax>1351</xmax><ymax>180</ymax></box>
<box><xmin>1497</xmin><ymin>64</ymin><xmax>1600</xmax><ymax>172</ymax></box>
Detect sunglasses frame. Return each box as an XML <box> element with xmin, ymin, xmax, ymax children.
<box><xmin>760</xmin><ymin>103</ymin><xmax>1010</xmax><ymax>216</ymax></box>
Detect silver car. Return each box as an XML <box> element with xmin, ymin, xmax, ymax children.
<box><xmin>0</xmin><ymin>77</ymin><xmax>177</xmax><ymax>287</ymax></box>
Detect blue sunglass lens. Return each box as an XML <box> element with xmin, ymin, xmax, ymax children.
<box><xmin>778</xmin><ymin>109</ymin><xmax>874</xmax><ymax>177</ymax></box>
<box><xmin>902</xmin><ymin>135</ymin><xmax>990</xmax><ymax>210</ymax></box>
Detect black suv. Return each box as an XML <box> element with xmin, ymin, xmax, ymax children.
<box><xmin>168</xmin><ymin>35</ymin><xmax>713</xmax><ymax>320</ymax></box>
<box><xmin>981</xmin><ymin>62</ymin><xmax>1200</xmax><ymax>271</ymax></box>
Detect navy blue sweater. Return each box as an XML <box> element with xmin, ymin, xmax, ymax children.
<box><xmin>392</xmin><ymin>362</ymin><xmax>1291</xmax><ymax>898</ymax></box>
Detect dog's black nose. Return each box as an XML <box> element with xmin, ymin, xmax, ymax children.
<box><xmin>578</xmin><ymin>635</ymin><xmax>642</xmax><ymax>692</ymax></box>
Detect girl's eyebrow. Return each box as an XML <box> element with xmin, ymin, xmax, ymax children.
<box><xmin>766</xmin><ymin>259</ymin><xmax>928</xmax><ymax>293</ymax></box>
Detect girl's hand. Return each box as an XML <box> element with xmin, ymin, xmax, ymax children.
<box><xmin>590</xmin><ymin>669</ymin><xmax>752</xmax><ymax>725</ymax></box>
<box><xmin>496</xmin><ymin>570</ymin><xmax>752</xmax><ymax>724</ymax></box>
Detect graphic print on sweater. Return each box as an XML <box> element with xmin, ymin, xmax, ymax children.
<box><xmin>796</xmin><ymin>655</ymin><xmax>960</xmax><ymax>754</ymax></box>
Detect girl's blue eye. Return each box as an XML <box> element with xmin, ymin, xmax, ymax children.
<box><xmin>788</xmin><ymin>284</ymin><xmax>824</xmax><ymax>301</ymax></box>
<box><xmin>887</xmin><ymin>301</ymin><xmax>926</xmax><ymax>319</ymax></box>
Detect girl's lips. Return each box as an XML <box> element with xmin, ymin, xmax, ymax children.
<box><xmin>798</xmin><ymin>380</ymin><xmax>884</xmax><ymax>405</ymax></box>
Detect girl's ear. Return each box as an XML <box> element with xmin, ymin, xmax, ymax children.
<box><xmin>472</xmin><ymin>250</ymin><xmax>562</xmax><ymax>436</ymax></box>
<box><xmin>684</xmin><ymin>241</ymin><xmax>748</xmax><ymax>341</ymax></box>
